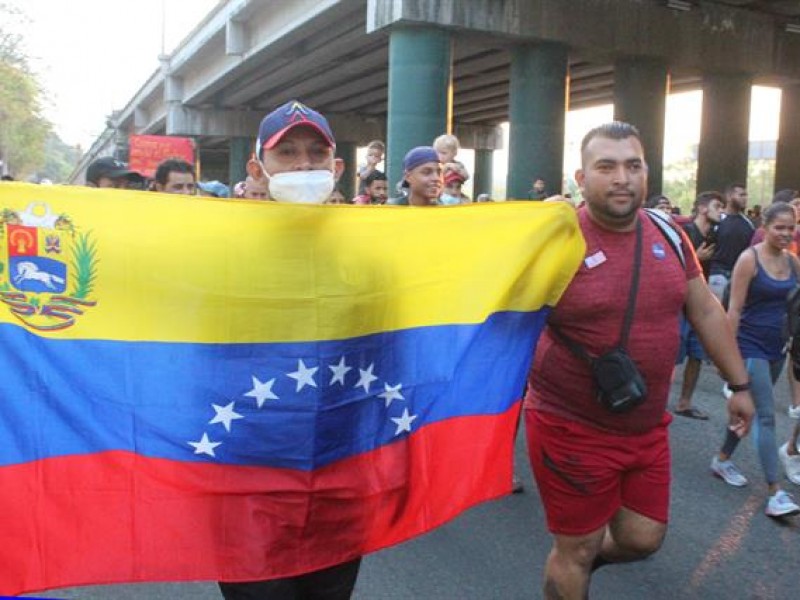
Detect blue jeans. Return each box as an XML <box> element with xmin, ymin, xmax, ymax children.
<box><xmin>721</xmin><ymin>357</ymin><xmax>785</xmax><ymax>485</ymax></box>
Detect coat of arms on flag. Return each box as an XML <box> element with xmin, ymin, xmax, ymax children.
<box><xmin>0</xmin><ymin>202</ymin><xmax>97</xmax><ymax>331</ymax></box>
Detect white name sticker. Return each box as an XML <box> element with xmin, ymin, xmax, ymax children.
<box><xmin>584</xmin><ymin>251</ymin><xmax>607</xmax><ymax>269</ymax></box>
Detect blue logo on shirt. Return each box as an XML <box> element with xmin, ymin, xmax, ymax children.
<box><xmin>652</xmin><ymin>242</ymin><xmax>666</xmax><ymax>260</ymax></box>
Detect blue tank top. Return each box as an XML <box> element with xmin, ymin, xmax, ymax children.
<box><xmin>738</xmin><ymin>249</ymin><xmax>798</xmax><ymax>360</ymax></box>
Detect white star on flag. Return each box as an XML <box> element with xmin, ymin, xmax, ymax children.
<box><xmin>188</xmin><ymin>433</ymin><xmax>222</xmax><ymax>457</ymax></box>
<box><xmin>391</xmin><ymin>408</ymin><xmax>418</xmax><ymax>436</ymax></box>
<box><xmin>378</xmin><ymin>382</ymin><xmax>404</xmax><ymax>407</ymax></box>
<box><xmin>288</xmin><ymin>359</ymin><xmax>318</xmax><ymax>392</ymax></box>
<box><xmin>209</xmin><ymin>401</ymin><xmax>244</xmax><ymax>432</ymax></box>
<box><xmin>244</xmin><ymin>376</ymin><xmax>278</xmax><ymax>407</ymax></box>
<box><xmin>328</xmin><ymin>356</ymin><xmax>352</xmax><ymax>386</ymax></box>
<box><xmin>355</xmin><ymin>363</ymin><xmax>378</xmax><ymax>393</ymax></box>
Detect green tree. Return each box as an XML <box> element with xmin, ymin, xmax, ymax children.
<box><xmin>663</xmin><ymin>157</ymin><xmax>698</xmax><ymax>214</ymax></box>
<box><xmin>40</xmin><ymin>132</ymin><xmax>81</xmax><ymax>183</ymax></box>
<box><xmin>0</xmin><ymin>2</ymin><xmax>52</xmax><ymax>178</ymax></box>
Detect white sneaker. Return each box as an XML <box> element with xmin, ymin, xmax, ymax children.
<box><xmin>766</xmin><ymin>489</ymin><xmax>800</xmax><ymax>517</ymax></box>
<box><xmin>779</xmin><ymin>443</ymin><xmax>800</xmax><ymax>485</ymax></box>
<box><xmin>789</xmin><ymin>405</ymin><xmax>800</xmax><ymax>420</ymax></box>
<box><xmin>722</xmin><ymin>384</ymin><xmax>733</xmax><ymax>400</ymax></box>
<box><xmin>710</xmin><ymin>456</ymin><xmax>748</xmax><ymax>487</ymax></box>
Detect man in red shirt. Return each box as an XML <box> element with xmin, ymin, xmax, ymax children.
<box><xmin>524</xmin><ymin>122</ymin><xmax>755</xmax><ymax>599</ymax></box>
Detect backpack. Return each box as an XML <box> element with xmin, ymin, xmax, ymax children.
<box><xmin>643</xmin><ymin>208</ymin><xmax>686</xmax><ymax>270</ymax></box>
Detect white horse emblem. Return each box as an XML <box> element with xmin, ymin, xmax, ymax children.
<box><xmin>13</xmin><ymin>261</ymin><xmax>66</xmax><ymax>290</ymax></box>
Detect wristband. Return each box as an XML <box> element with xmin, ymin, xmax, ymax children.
<box><xmin>727</xmin><ymin>381</ymin><xmax>751</xmax><ymax>393</ymax></box>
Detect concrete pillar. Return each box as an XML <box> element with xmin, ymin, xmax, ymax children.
<box><xmin>696</xmin><ymin>74</ymin><xmax>752</xmax><ymax>193</ymax></box>
<box><xmin>613</xmin><ymin>58</ymin><xmax>668</xmax><ymax>196</ymax></box>
<box><xmin>336</xmin><ymin>141</ymin><xmax>358</xmax><ymax>201</ymax></box>
<box><xmin>386</xmin><ymin>25</ymin><xmax>451</xmax><ymax>190</ymax></box>
<box><xmin>507</xmin><ymin>42</ymin><xmax>568</xmax><ymax>199</ymax></box>
<box><xmin>775</xmin><ymin>83</ymin><xmax>800</xmax><ymax>194</ymax></box>
<box><xmin>229</xmin><ymin>137</ymin><xmax>251</xmax><ymax>187</ymax></box>
<box><xmin>473</xmin><ymin>149</ymin><xmax>493</xmax><ymax>198</ymax></box>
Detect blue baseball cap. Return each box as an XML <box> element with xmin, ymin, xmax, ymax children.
<box><xmin>403</xmin><ymin>146</ymin><xmax>440</xmax><ymax>173</ymax></box>
<box><xmin>257</xmin><ymin>100</ymin><xmax>335</xmax><ymax>158</ymax></box>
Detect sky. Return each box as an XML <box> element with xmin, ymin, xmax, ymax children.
<box><xmin>6</xmin><ymin>0</ymin><xmax>220</xmax><ymax>149</ymax></box>
<box><xmin>6</xmin><ymin>0</ymin><xmax>784</xmax><ymax>188</ymax></box>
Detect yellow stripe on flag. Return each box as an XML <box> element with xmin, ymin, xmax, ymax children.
<box><xmin>0</xmin><ymin>184</ymin><xmax>584</xmax><ymax>343</ymax></box>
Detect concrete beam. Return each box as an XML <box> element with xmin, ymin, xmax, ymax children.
<box><xmin>226</xmin><ymin>19</ymin><xmax>247</xmax><ymax>56</ymax></box>
<box><xmin>696</xmin><ymin>73</ymin><xmax>752</xmax><ymax>193</ymax></box>
<box><xmin>166</xmin><ymin>106</ymin><xmax>263</xmax><ymax>137</ymax></box>
<box><xmin>367</xmin><ymin>0</ymin><xmax>800</xmax><ymax>78</ymax></box>
<box><xmin>453</xmin><ymin>123</ymin><xmax>503</xmax><ymax>151</ymax></box>
<box><xmin>775</xmin><ymin>83</ymin><xmax>800</xmax><ymax>193</ymax></box>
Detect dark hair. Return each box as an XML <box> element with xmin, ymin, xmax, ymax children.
<box><xmin>580</xmin><ymin>121</ymin><xmax>642</xmax><ymax>155</ymax></box>
<box><xmin>694</xmin><ymin>190</ymin><xmax>723</xmax><ymax>211</ymax></box>
<box><xmin>363</xmin><ymin>170</ymin><xmax>387</xmax><ymax>186</ymax></box>
<box><xmin>762</xmin><ymin>202</ymin><xmax>795</xmax><ymax>226</ymax></box>
<box><xmin>724</xmin><ymin>182</ymin><xmax>746</xmax><ymax>195</ymax></box>
<box><xmin>645</xmin><ymin>194</ymin><xmax>669</xmax><ymax>209</ymax></box>
<box><xmin>154</xmin><ymin>158</ymin><xmax>194</xmax><ymax>186</ymax></box>
<box><xmin>772</xmin><ymin>189</ymin><xmax>799</xmax><ymax>205</ymax></box>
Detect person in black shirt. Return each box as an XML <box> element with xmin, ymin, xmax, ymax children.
<box><xmin>708</xmin><ymin>183</ymin><xmax>755</xmax><ymax>301</ymax></box>
<box><xmin>674</xmin><ymin>191</ymin><xmax>724</xmax><ymax>419</ymax></box>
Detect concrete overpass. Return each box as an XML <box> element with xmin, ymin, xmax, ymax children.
<box><xmin>71</xmin><ymin>0</ymin><xmax>800</xmax><ymax>199</ymax></box>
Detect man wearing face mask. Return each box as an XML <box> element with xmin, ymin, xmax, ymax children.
<box><xmin>218</xmin><ymin>100</ymin><xmax>359</xmax><ymax>600</ymax></box>
<box><xmin>244</xmin><ymin>100</ymin><xmax>344</xmax><ymax>205</ymax></box>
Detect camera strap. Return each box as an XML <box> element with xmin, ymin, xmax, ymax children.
<box><xmin>550</xmin><ymin>216</ymin><xmax>643</xmax><ymax>360</ymax></box>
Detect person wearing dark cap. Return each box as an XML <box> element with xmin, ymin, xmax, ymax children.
<box><xmin>244</xmin><ymin>100</ymin><xmax>343</xmax><ymax>204</ymax></box>
<box><xmin>218</xmin><ymin>100</ymin><xmax>359</xmax><ymax>600</ymax></box>
<box><xmin>85</xmin><ymin>157</ymin><xmax>143</xmax><ymax>189</ymax></box>
<box><xmin>387</xmin><ymin>146</ymin><xmax>443</xmax><ymax>206</ymax></box>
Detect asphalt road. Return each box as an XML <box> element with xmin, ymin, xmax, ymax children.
<box><xmin>27</xmin><ymin>363</ymin><xmax>800</xmax><ymax>599</ymax></box>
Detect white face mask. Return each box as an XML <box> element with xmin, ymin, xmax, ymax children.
<box><xmin>266</xmin><ymin>170</ymin><xmax>335</xmax><ymax>204</ymax></box>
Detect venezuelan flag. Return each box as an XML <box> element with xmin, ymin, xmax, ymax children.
<box><xmin>0</xmin><ymin>183</ymin><xmax>583</xmax><ymax>594</ymax></box>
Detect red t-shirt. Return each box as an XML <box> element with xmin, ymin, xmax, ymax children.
<box><xmin>525</xmin><ymin>207</ymin><xmax>701</xmax><ymax>434</ymax></box>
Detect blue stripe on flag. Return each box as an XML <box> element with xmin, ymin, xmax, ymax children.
<box><xmin>0</xmin><ymin>310</ymin><xmax>547</xmax><ymax>470</ymax></box>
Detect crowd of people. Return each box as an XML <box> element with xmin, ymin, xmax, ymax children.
<box><xmin>68</xmin><ymin>106</ymin><xmax>549</xmax><ymax>206</ymax></box>
<box><xmin>4</xmin><ymin>99</ymin><xmax>800</xmax><ymax>600</ymax></box>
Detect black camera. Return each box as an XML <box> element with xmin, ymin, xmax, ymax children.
<box><xmin>591</xmin><ymin>349</ymin><xmax>647</xmax><ymax>413</ymax></box>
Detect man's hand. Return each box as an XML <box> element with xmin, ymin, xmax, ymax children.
<box><xmin>727</xmin><ymin>391</ymin><xmax>755</xmax><ymax>438</ymax></box>
<box><xmin>695</xmin><ymin>241</ymin><xmax>716</xmax><ymax>262</ymax></box>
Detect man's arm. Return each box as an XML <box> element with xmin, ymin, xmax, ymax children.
<box><xmin>685</xmin><ymin>276</ymin><xmax>755</xmax><ymax>436</ymax></box>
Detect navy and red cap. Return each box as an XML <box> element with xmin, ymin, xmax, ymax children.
<box><xmin>257</xmin><ymin>100</ymin><xmax>335</xmax><ymax>158</ymax></box>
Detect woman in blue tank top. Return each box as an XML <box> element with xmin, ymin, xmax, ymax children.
<box><xmin>711</xmin><ymin>203</ymin><xmax>800</xmax><ymax>517</ymax></box>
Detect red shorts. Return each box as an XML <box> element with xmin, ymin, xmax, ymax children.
<box><xmin>525</xmin><ymin>408</ymin><xmax>671</xmax><ymax>536</ymax></box>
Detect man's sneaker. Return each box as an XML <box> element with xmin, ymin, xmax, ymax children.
<box><xmin>779</xmin><ymin>443</ymin><xmax>800</xmax><ymax>485</ymax></box>
<box><xmin>766</xmin><ymin>490</ymin><xmax>800</xmax><ymax>518</ymax></box>
<box><xmin>710</xmin><ymin>456</ymin><xmax>748</xmax><ymax>487</ymax></box>
<box><xmin>789</xmin><ymin>405</ymin><xmax>800</xmax><ymax>420</ymax></box>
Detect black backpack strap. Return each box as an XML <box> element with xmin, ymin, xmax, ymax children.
<box><xmin>644</xmin><ymin>208</ymin><xmax>686</xmax><ymax>270</ymax></box>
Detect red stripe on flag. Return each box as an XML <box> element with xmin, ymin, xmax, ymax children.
<box><xmin>0</xmin><ymin>403</ymin><xmax>520</xmax><ymax>595</ymax></box>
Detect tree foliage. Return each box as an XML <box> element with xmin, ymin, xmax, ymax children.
<box><xmin>0</xmin><ymin>2</ymin><xmax>75</xmax><ymax>180</ymax></box>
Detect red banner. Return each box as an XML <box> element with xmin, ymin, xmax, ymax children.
<box><xmin>128</xmin><ymin>135</ymin><xmax>196</xmax><ymax>179</ymax></box>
